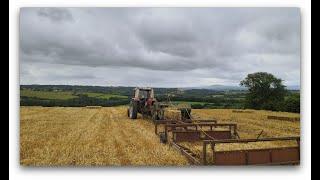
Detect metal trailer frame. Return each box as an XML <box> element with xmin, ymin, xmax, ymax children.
<box><xmin>202</xmin><ymin>137</ymin><xmax>300</xmax><ymax>165</ymax></box>
<box><xmin>164</xmin><ymin>123</ymin><xmax>239</xmax><ymax>143</ymax></box>
<box><xmin>152</xmin><ymin>119</ymin><xmax>300</xmax><ymax>166</ymax></box>
<box><xmin>153</xmin><ymin>119</ymin><xmax>218</xmax><ymax>135</ymax></box>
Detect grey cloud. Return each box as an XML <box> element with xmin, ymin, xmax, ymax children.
<box><xmin>20</xmin><ymin>8</ymin><xmax>300</xmax><ymax>87</ymax></box>
<box><xmin>37</xmin><ymin>8</ymin><xmax>74</xmax><ymax>22</ymax></box>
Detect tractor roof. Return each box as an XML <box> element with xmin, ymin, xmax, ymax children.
<box><xmin>134</xmin><ymin>87</ymin><xmax>153</xmax><ymax>91</ymax></box>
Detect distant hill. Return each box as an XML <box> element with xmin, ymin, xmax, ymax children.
<box><xmin>286</xmin><ymin>85</ymin><xmax>300</xmax><ymax>90</ymax></box>
<box><xmin>183</xmin><ymin>84</ymin><xmax>300</xmax><ymax>91</ymax></box>
<box><xmin>183</xmin><ymin>85</ymin><xmax>247</xmax><ymax>91</ymax></box>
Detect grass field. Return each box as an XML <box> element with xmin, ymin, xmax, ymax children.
<box><xmin>172</xmin><ymin>101</ymin><xmax>208</xmax><ymax>105</ymax></box>
<box><xmin>80</xmin><ymin>92</ymin><xmax>127</xmax><ymax>99</ymax></box>
<box><xmin>20</xmin><ymin>107</ymin><xmax>300</xmax><ymax>166</ymax></box>
<box><xmin>21</xmin><ymin>89</ymin><xmax>128</xmax><ymax>100</ymax></box>
<box><xmin>20</xmin><ymin>89</ymin><xmax>77</xmax><ymax>100</ymax></box>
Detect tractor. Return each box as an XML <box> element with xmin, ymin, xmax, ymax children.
<box><xmin>127</xmin><ymin>87</ymin><xmax>191</xmax><ymax>120</ymax></box>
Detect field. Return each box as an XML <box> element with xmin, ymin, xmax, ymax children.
<box><xmin>21</xmin><ymin>89</ymin><xmax>127</xmax><ymax>100</ymax></box>
<box><xmin>193</xmin><ymin>109</ymin><xmax>300</xmax><ymax>138</ymax></box>
<box><xmin>172</xmin><ymin>101</ymin><xmax>208</xmax><ymax>105</ymax></box>
<box><xmin>82</xmin><ymin>92</ymin><xmax>127</xmax><ymax>99</ymax></box>
<box><xmin>20</xmin><ymin>89</ymin><xmax>77</xmax><ymax>100</ymax></box>
<box><xmin>20</xmin><ymin>106</ymin><xmax>300</xmax><ymax>166</ymax></box>
<box><xmin>20</xmin><ymin>106</ymin><xmax>188</xmax><ymax>166</ymax></box>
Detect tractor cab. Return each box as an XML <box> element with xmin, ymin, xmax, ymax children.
<box><xmin>133</xmin><ymin>87</ymin><xmax>155</xmax><ymax>106</ymax></box>
<box><xmin>133</xmin><ymin>87</ymin><xmax>154</xmax><ymax>99</ymax></box>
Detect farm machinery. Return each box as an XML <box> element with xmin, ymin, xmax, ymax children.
<box><xmin>127</xmin><ymin>87</ymin><xmax>191</xmax><ymax>121</ymax></box>
<box><xmin>127</xmin><ymin>87</ymin><xmax>300</xmax><ymax>165</ymax></box>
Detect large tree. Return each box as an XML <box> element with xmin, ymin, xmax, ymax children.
<box><xmin>240</xmin><ymin>72</ymin><xmax>287</xmax><ymax>110</ymax></box>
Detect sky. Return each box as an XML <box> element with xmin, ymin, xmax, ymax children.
<box><xmin>20</xmin><ymin>8</ymin><xmax>300</xmax><ymax>88</ymax></box>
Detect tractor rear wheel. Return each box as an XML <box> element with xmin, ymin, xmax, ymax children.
<box><xmin>129</xmin><ymin>101</ymin><xmax>138</xmax><ymax>119</ymax></box>
<box><xmin>127</xmin><ymin>108</ymin><xmax>130</xmax><ymax>117</ymax></box>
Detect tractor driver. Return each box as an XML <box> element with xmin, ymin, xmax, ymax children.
<box><xmin>146</xmin><ymin>97</ymin><xmax>153</xmax><ymax>106</ymax></box>
<box><xmin>142</xmin><ymin>91</ymin><xmax>152</xmax><ymax>107</ymax></box>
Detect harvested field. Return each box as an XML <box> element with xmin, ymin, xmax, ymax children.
<box><xmin>85</xmin><ymin>106</ymin><xmax>102</xmax><ymax>109</ymax></box>
<box><xmin>267</xmin><ymin>115</ymin><xmax>300</xmax><ymax>122</ymax></box>
<box><xmin>20</xmin><ymin>106</ymin><xmax>188</xmax><ymax>166</ymax></box>
<box><xmin>20</xmin><ymin>107</ymin><xmax>300</xmax><ymax>166</ymax></box>
<box><xmin>232</xmin><ymin>110</ymin><xmax>254</xmax><ymax>113</ymax></box>
<box><xmin>192</xmin><ymin>109</ymin><xmax>300</xmax><ymax>139</ymax></box>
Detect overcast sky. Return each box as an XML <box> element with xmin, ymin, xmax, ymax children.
<box><xmin>20</xmin><ymin>8</ymin><xmax>300</xmax><ymax>88</ymax></box>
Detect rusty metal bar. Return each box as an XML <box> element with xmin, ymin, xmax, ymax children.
<box><xmin>153</xmin><ymin>119</ymin><xmax>182</xmax><ymax>135</ymax></box>
<box><xmin>258</xmin><ymin>161</ymin><xmax>300</xmax><ymax>165</ymax></box>
<box><xmin>173</xmin><ymin>130</ymin><xmax>232</xmax><ymax>133</ymax></box>
<box><xmin>204</xmin><ymin>136</ymin><xmax>300</xmax><ymax>144</ymax></box>
<box><xmin>154</xmin><ymin>119</ymin><xmax>218</xmax><ymax>124</ymax></box>
<box><xmin>153</xmin><ymin>119</ymin><xmax>181</xmax><ymax>124</ymax></box>
<box><xmin>192</xmin><ymin>119</ymin><xmax>218</xmax><ymax>124</ymax></box>
<box><xmin>154</xmin><ymin>119</ymin><xmax>218</xmax><ymax>136</ymax></box>
<box><xmin>171</xmin><ymin>142</ymin><xmax>201</xmax><ymax>165</ymax></box>
<box><xmin>202</xmin><ymin>142</ymin><xmax>207</xmax><ymax>165</ymax></box>
<box><xmin>210</xmin><ymin>143</ymin><xmax>216</xmax><ymax>165</ymax></box>
<box><xmin>164</xmin><ymin>125</ymin><xmax>168</xmax><ymax>142</ymax></box>
<box><xmin>172</xmin><ymin>130</ymin><xmax>232</xmax><ymax>142</ymax></box>
<box><xmin>213</xmin><ymin>147</ymin><xmax>300</xmax><ymax>165</ymax></box>
<box><xmin>165</xmin><ymin>123</ymin><xmax>239</xmax><ymax>143</ymax></box>
<box><xmin>165</xmin><ymin>123</ymin><xmax>237</xmax><ymax>128</ymax></box>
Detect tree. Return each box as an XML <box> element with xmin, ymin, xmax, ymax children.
<box><xmin>240</xmin><ymin>72</ymin><xmax>287</xmax><ymax>111</ymax></box>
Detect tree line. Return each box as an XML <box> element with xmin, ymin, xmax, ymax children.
<box><xmin>20</xmin><ymin>95</ymin><xmax>130</xmax><ymax>107</ymax></box>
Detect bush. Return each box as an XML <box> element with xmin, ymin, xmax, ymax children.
<box><xmin>283</xmin><ymin>93</ymin><xmax>300</xmax><ymax>113</ymax></box>
<box><xmin>191</xmin><ymin>104</ymin><xmax>204</xmax><ymax>109</ymax></box>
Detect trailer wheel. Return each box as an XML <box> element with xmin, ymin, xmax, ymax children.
<box><xmin>129</xmin><ymin>101</ymin><xmax>138</xmax><ymax>119</ymax></box>
<box><xmin>158</xmin><ymin>109</ymin><xmax>165</xmax><ymax>120</ymax></box>
<box><xmin>159</xmin><ymin>132</ymin><xmax>167</xmax><ymax>144</ymax></box>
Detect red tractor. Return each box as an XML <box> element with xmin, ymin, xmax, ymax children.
<box><xmin>127</xmin><ymin>87</ymin><xmax>166</xmax><ymax>120</ymax></box>
<box><xmin>127</xmin><ymin>87</ymin><xmax>192</xmax><ymax>121</ymax></box>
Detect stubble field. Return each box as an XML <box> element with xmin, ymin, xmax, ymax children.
<box><xmin>20</xmin><ymin>106</ymin><xmax>300</xmax><ymax>166</ymax></box>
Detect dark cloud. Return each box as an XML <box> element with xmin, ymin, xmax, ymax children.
<box><xmin>37</xmin><ymin>8</ymin><xmax>74</xmax><ymax>22</ymax></box>
<box><xmin>20</xmin><ymin>8</ymin><xmax>300</xmax><ymax>87</ymax></box>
